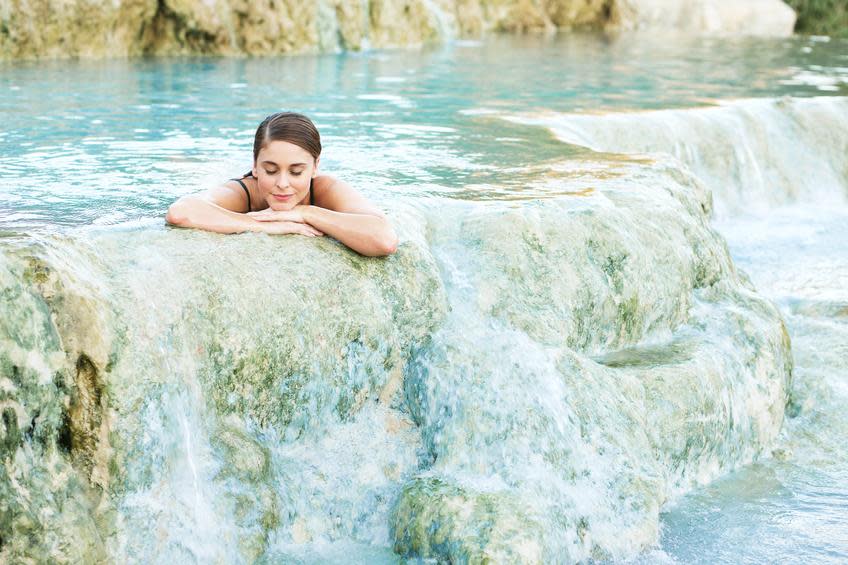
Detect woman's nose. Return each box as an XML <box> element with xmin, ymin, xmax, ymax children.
<box><xmin>276</xmin><ymin>175</ymin><xmax>289</xmax><ymax>188</ymax></box>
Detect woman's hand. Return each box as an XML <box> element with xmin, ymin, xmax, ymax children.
<box><xmin>248</xmin><ymin>207</ymin><xmax>322</xmax><ymax>237</ymax></box>
<box><xmin>258</xmin><ymin>220</ymin><xmax>323</xmax><ymax>237</ymax></box>
<box><xmin>247</xmin><ymin>208</ymin><xmax>305</xmax><ymax>223</ymax></box>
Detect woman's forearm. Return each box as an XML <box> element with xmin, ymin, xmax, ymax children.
<box><xmin>301</xmin><ymin>206</ymin><xmax>398</xmax><ymax>256</ymax></box>
<box><xmin>166</xmin><ymin>196</ymin><xmax>264</xmax><ymax>234</ymax></box>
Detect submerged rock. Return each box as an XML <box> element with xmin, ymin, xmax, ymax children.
<box><xmin>393</xmin><ymin>477</ymin><xmax>548</xmax><ymax>563</ymax></box>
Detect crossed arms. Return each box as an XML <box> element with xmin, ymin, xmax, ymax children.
<box><xmin>165</xmin><ymin>175</ymin><xmax>398</xmax><ymax>257</ymax></box>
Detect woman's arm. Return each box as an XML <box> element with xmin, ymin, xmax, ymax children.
<box><xmin>166</xmin><ymin>185</ymin><xmax>322</xmax><ymax>237</ymax></box>
<box><xmin>248</xmin><ymin>177</ymin><xmax>398</xmax><ymax>256</ymax></box>
<box><xmin>299</xmin><ymin>206</ymin><xmax>397</xmax><ymax>256</ymax></box>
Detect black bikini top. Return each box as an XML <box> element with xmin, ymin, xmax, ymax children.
<box><xmin>229</xmin><ymin>172</ymin><xmax>314</xmax><ymax>213</ymax></box>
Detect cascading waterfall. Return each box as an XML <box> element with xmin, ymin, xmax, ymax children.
<box><xmin>506</xmin><ymin>97</ymin><xmax>848</xmax><ymax>216</ymax></box>
<box><xmin>498</xmin><ymin>93</ymin><xmax>848</xmax><ymax>562</ymax></box>
<box><xmin>2</xmin><ymin>145</ymin><xmax>800</xmax><ymax>562</ymax></box>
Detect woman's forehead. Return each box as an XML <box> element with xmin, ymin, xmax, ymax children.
<box><xmin>258</xmin><ymin>140</ymin><xmax>313</xmax><ymax>165</ymax></box>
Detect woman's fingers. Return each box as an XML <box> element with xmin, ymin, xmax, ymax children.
<box><xmin>259</xmin><ymin>219</ymin><xmax>323</xmax><ymax>237</ymax></box>
<box><xmin>248</xmin><ymin>210</ymin><xmax>307</xmax><ymax>224</ymax></box>
<box><xmin>248</xmin><ymin>211</ymin><xmax>275</xmax><ymax>222</ymax></box>
<box><xmin>300</xmin><ymin>225</ymin><xmax>324</xmax><ymax>237</ymax></box>
<box><xmin>280</xmin><ymin>221</ymin><xmax>322</xmax><ymax>237</ymax></box>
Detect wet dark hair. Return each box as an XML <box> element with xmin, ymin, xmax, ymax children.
<box><xmin>253</xmin><ymin>112</ymin><xmax>321</xmax><ymax>162</ymax></box>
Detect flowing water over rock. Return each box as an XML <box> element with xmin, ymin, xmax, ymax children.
<box><xmin>1</xmin><ymin>33</ymin><xmax>847</xmax><ymax>563</ymax></box>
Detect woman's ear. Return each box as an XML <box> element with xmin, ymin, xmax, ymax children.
<box><xmin>252</xmin><ymin>162</ymin><xmax>258</xmax><ymax>178</ymax></box>
<box><xmin>312</xmin><ymin>157</ymin><xmax>320</xmax><ymax>177</ymax></box>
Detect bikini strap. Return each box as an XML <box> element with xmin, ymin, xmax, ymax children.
<box><xmin>230</xmin><ymin>176</ymin><xmax>251</xmax><ymax>213</ymax></box>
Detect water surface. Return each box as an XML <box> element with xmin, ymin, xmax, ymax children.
<box><xmin>1</xmin><ymin>32</ymin><xmax>846</xmax><ymax>229</ymax></box>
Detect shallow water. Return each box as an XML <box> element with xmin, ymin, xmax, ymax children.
<box><xmin>1</xmin><ymin>32</ymin><xmax>847</xmax><ymax>563</ymax></box>
<box><xmin>655</xmin><ymin>207</ymin><xmax>848</xmax><ymax>564</ymax></box>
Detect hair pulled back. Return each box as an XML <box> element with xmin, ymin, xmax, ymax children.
<box><xmin>253</xmin><ymin>112</ymin><xmax>321</xmax><ymax>162</ymax></box>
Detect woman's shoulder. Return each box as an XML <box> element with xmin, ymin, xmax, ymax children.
<box><xmin>312</xmin><ymin>174</ymin><xmax>340</xmax><ymax>206</ymax></box>
<box><xmin>313</xmin><ymin>173</ymin><xmax>339</xmax><ymax>191</ymax></box>
<box><xmin>312</xmin><ymin>174</ymin><xmax>384</xmax><ymax>216</ymax></box>
<box><xmin>212</xmin><ymin>174</ymin><xmax>254</xmax><ymax>212</ymax></box>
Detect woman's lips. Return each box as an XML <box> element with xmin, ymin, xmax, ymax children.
<box><xmin>272</xmin><ymin>193</ymin><xmax>293</xmax><ymax>201</ymax></box>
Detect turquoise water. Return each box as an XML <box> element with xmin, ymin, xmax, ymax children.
<box><xmin>1</xmin><ymin>33</ymin><xmax>846</xmax><ymax>229</ymax></box>
<box><xmin>2</xmin><ymin>32</ymin><xmax>848</xmax><ymax>563</ymax></box>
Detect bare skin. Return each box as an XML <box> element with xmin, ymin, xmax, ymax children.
<box><xmin>165</xmin><ymin>140</ymin><xmax>398</xmax><ymax>257</ymax></box>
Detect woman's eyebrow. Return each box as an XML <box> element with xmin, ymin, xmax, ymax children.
<box><xmin>261</xmin><ymin>160</ymin><xmax>307</xmax><ymax>168</ymax></box>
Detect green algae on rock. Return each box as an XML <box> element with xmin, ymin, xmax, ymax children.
<box><xmin>0</xmin><ymin>214</ymin><xmax>447</xmax><ymax>562</ymax></box>
<box><xmin>0</xmin><ymin>244</ymin><xmax>113</xmax><ymax>564</ymax></box>
<box><xmin>392</xmin><ymin>476</ymin><xmax>548</xmax><ymax>563</ymax></box>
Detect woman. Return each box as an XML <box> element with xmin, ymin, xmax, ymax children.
<box><xmin>165</xmin><ymin>112</ymin><xmax>398</xmax><ymax>257</ymax></box>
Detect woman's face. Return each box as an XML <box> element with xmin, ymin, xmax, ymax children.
<box><xmin>253</xmin><ymin>140</ymin><xmax>319</xmax><ymax>211</ymax></box>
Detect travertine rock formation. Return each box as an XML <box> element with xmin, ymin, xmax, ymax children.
<box><xmin>0</xmin><ymin>0</ymin><xmax>795</xmax><ymax>60</ymax></box>
<box><xmin>613</xmin><ymin>0</ymin><xmax>797</xmax><ymax>36</ymax></box>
